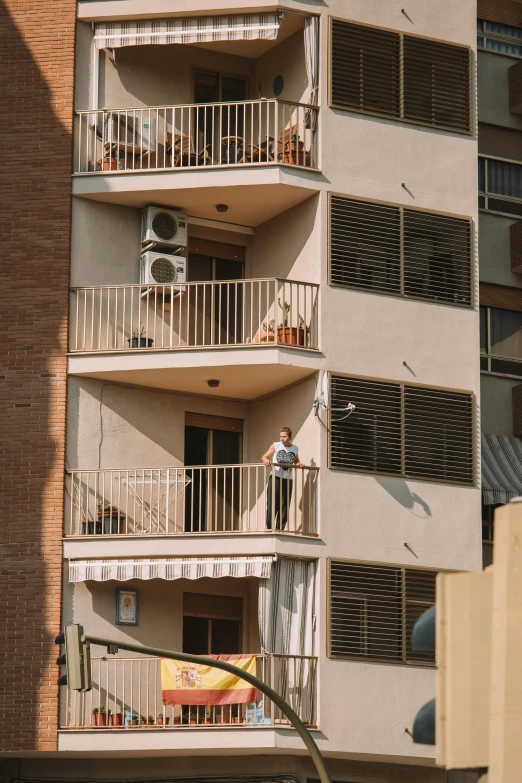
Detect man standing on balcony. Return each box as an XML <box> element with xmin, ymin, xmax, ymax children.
<box><xmin>262</xmin><ymin>427</ymin><xmax>302</xmax><ymax>530</ymax></box>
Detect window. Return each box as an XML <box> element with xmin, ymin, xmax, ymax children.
<box><xmin>183</xmin><ymin>592</ymin><xmax>243</xmax><ymax>655</ymax></box>
<box><xmin>329</xmin><ymin>374</ymin><xmax>474</xmax><ymax>485</ymax></box>
<box><xmin>482</xmin><ymin>503</ymin><xmax>498</xmax><ymax>569</ymax></box>
<box><xmin>330</xmin><ymin>19</ymin><xmax>471</xmax><ymax>133</ymax></box>
<box><xmin>480</xmin><ymin>305</ymin><xmax>522</xmax><ymax>376</ymax></box>
<box><xmin>329</xmin><ymin>195</ymin><xmax>472</xmax><ymax>306</ymax></box>
<box><xmin>479</xmin><ymin>156</ymin><xmax>522</xmax><ymax>217</ymax></box>
<box><xmin>328</xmin><ymin>560</ymin><xmax>436</xmax><ymax>664</ymax></box>
<box><xmin>477</xmin><ymin>19</ymin><xmax>522</xmax><ymax>57</ymax></box>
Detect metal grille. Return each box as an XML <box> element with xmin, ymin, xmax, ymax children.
<box><xmin>404</xmin><ymin>386</ymin><xmax>474</xmax><ymax>483</ymax></box>
<box><xmin>150</xmin><ymin>257</ymin><xmax>177</xmax><ymax>283</ymax></box>
<box><xmin>329</xmin><ymin>374</ymin><xmax>474</xmax><ymax>485</ymax></box>
<box><xmin>152</xmin><ymin>212</ymin><xmax>177</xmax><ymax>241</ymax></box>
<box><xmin>329</xmin><ymin>560</ymin><xmax>436</xmax><ymax>664</ymax></box>
<box><xmin>330</xmin><ymin>19</ymin><xmax>471</xmax><ymax>133</ymax></box>
<box><xmin>403</xmin><ymin>36</ymin><xmax>471</xmax><ymax>132</ymax></box>
<box><xmin>329</xmin><ymin>195</ymin><xmax>472</xmax><ymax>306</ymax></box>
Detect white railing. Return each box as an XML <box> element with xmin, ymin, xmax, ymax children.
<box><xmin>69</xmin><ymin>280</ymin><xmax>319</xmax><ymax>352</ymax></box>
<box><xmin>63</xmin><ymin>654</ymin><xmax>317</xmax><ymax>729</ymax></box>
<box><xmin>75</xmin><ymin>100</ymin><xmax>318</xmax><ymax>173</ymax></box>
<box><xmin>65</xmin><ymin>465</ymin><xmax>319</xmax><ymax>537</ymax></box>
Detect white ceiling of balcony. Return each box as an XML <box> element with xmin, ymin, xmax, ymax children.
<box><xmin>68</xmin><ymin>348</ymin><xmax>323</xmax><ymax>400</ymax></box>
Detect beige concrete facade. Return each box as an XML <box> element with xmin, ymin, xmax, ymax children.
<box><xmin>54</xmin><ymin>0</ymin><xmax>480</xmax><ymax>780</ymax></box>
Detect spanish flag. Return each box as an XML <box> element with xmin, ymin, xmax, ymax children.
<box><xmin>161</xmin><ymin>654</ymin><xmax>256</xmax><ymax>706</ymax></box>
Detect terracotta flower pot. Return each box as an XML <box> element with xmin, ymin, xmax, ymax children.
<box><xmin>283</xmin><ymin>140</ymin><xmax>305</xmax><ymax>165</ymax></box>
<box><xmin>173</xmin><ymin>716</ymin><xmax>181</xmax><ymax>725</ymax></box>
<box><xmin>102</xmin><ymin>158</ymin><xmax>118</xmax><ymax>171</ymax></box>
<box><xmin>129</xmin><ymin>718</ymin><xmax>139</xmax><ymax>727</ymax></box>
<box><xmin>109</xmin><ymin>713</ymin><xmax>123</xmax><ymax>726</ymax></box>
<box><xmin>92</xmin><ymin>712</ymin><xmax>107</xmax><ymax>727</ymax></box>
<box><xmin>254</xmin><ymin>330</ymin><xmax>275</xmax><ymax>343</ymax></box>
<box><xmin>277</xmin><ymin>326</ymin><xmax>305</xmax><ymax>346</ymax></box>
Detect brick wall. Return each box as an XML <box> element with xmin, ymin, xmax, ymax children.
<box><xmin>0</xmin><ymin>0</ymin><xmax>75</xmax><ymax>751</ymax></box>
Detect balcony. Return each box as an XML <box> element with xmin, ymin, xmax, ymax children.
<box><xmin>62</xmin><ymin>653</ymin><xmax>317</xmax><ymax>730</ymax></box>
<box><xmin>65</xmin><ymin>464</ymin><xmax>319</xmax><ymax>539</ymax></box>
<box><xmin>68</xmin><ymin>279</ymin><xmax>321</xmax><ymax>397</ymax></box>
<box><xmin>76</xmin><ymin>101</ymin><xmax>318</xmax><ymax>175</ymax></box>
<box><xmin>73</xmin><ymin>101</ymin><xmax>320</xmax><ymax>225</ymax></box>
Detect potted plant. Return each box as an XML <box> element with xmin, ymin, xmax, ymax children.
<box><xmin>96</xmin><ymin>502</ymin><xmax>125</xmax><ymax>535</ymax></box>
<box><xmin>173</xmin><ymin>715</ymin><xmax>181</xmax><ymax>726</ymax></box>
<box><xmin>139</xmin><ymin>714</ymin><xmax>147</xmax><ymax>727</ymax></box>
<box><xmin>92</xmin><ymin>706</ymin><xmax>107</xmax><ymax>727</ymax></box>
<box><xmin>276</xmin><ymin>301</ymin><xmax>306</xmax><ymax>346</ymax></box>
<box><xmin>128</xmin><ymin>325</ymin><xmax>154</xmax><ymax>349</ymax></box>
<box><xmin>127</xmin><ymin>714</ymin><xmax>139</xmax><ymax>727</ymax></box>
<box><xmin>147</xmin><ymin>714</ymin><xmax>155</xmax><ymax>726</ymax></box>
<box><xmin>254</xmin><ymin>319</ymin><xmax>275</xmax><ymax>343</ymax></box>
<box><xmin>109</xmin><ymin>710</ymin><xmax>123</xmax><ymax>726</ymax></box>
<box><xmin>283</xmin><ymin>133</ymin><xmax>305</xmax><ymax>165</ymax></box>
<box><xmin>156</xmin><ymin>712</ymin><xmax>169</xmax><ymax>726</ymax></box>
<box><xmin>189</xmin><ymin>708</ymin><xmax>199</xmax><ymax>725</ymax></box>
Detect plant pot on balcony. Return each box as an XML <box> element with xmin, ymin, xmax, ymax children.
<box><xmin>173</xmin><ymin>716</ymin><xmax>181</xmax><ymax>726</ymax></box>
<box><xmin>277</xmin><ymin>327</ymin><xmax>305</xmax><ymax>346</ymax></box>
<box><xmin>109</xmin><ymin>713</ymin><xmax>123</xmax><ymax>727</ymax></box>
<box><xmin>101</xmin><ymin>157</ymin><xmax>119</xmax><ymax>171</ymax></box>
<box><xmin>156</xmin><ymin>716</ymin><xmax>169</xmax><ymax>726</ymax></box>
<box><xmin>128</xmin><ymin>337</ymin><xmax>154</xmax><ymax>348</ymax></box>
<box><xmin>128</xmin><ymin>718</ymin><xmax>139</xmax><ymax>727</ymax></box>
<box><xmin>283</xmin><ymin>140</ymin><xmax>305</xmax><ymax>166</ymax></box>
<box><xmin>92</xmin><ymin>709</ymin><xmax>107</xmax><ymax>727</ymax></box>
<box><xmin>254</xmin><ymin>330</ymin><xmax>275</xmax><ymax>343</ymax></box>
<box><xmin>97</xmin><ymin>510</ymin><xmax>125</xmax><ymax>535</ymax></box>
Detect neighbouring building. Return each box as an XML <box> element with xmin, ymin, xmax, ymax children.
<box><xmin>1</xmin><ymin>0</ymin><xmax>485</xmax><ymax>782</ymax></box>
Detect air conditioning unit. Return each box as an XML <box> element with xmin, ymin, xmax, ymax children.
<box><xmin>140</xmin><ymin>252</ymin><xmax>186</xmax><ymax>286</ymax></box>
<box><xmin>104</xmin><ymin>112</ymin><xmax>157</xmax><ymax>151</ymax></box>
<box><xmin>141</xmin><ymin>207</ymin><xmax>187</xmax><ymax>247</ymax></box>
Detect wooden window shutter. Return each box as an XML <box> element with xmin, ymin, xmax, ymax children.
<box><xmin>183</xmin><ymin>592</ymin><xmax>243</xmax><ymax>621</ymax></box>
<box><xmin>480</xmin><ymin>282</ymin><xmax>522</xmax><ymax>310</ymax></box>
<box><xmin>403</xmin><ymin>35</ymin><xmax>471</xmax><ymax>133</ymax></box>
<box><xmin>404</xmin><ymin>568</ymin><xmax>437</xmax><ymax>664</ymax></box>
<box><xmin>330</xmin><ymin>19</ymin><xmax>401</xmax><ymax>118</ymax></box>
<box><xmin>329</xmin><ymin>375</ymin><xmax>402</xmax><ymax>474</ymax></box>
<box><xmin>404</xmin><ymin>385</ymin><xmax>474</xmax><ymax>484</ymax></box>
<box><xmin>403</xmin><ymin>208</ymin><xmax>472</xmax><ymax>305</ymax></box>
<box><xmin>479</xmin><ymin>123</ymin><xmax>522</xmax><ymax>162</ymax></box>
<box><xmin>478</xmin><ymin>0</ymin><xmax>522</xmax><ymax>26</ymax></box>
<box><xmin>329</xmin><ymin>196</ymin><xmax>401</xmax><ymax>293</ymax></box>
<box><xmin>329</xmin><ymin>560</ymin><xmax>437</xmax><ymax>664</ymax></box>
<box><xmin>185</xmin><ymin>412</ymin><xmax>243</xmax><ymax>433</ymax></box>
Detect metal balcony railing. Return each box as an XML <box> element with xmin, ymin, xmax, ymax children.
<box><xmin>63</xmin><ymin>654</ymin><xmax>317</xmax><ymax>729</ymax></box>
<box><xmin>65</xmin><ymin>464</ymin><xmax>319</xmax><ymax>537</ymax></box>
<box><xmin>69</xmin><ymin>280</ymin><xmax>319</xmax><ymax>352</ymax></box>
<box><xmin>75</xmin><ymin>99</ymin><xmax>319</xmax><ymax>173</ymax></box>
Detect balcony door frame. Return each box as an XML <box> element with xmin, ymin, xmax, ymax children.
<box><xmin>193</xmin><ymin>68</ymin><xmax>249</xmax><ymax>162</ymax></box>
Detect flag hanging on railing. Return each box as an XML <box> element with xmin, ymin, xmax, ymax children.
<box><xmin>161</xmin><ymin>654</ymin><xmax>256</xmax><ymax>705</ymax></box>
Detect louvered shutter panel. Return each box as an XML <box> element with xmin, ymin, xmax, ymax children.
<box><xmin>480</xmin><ymin>282</ymin><xmax>522</xmax><ymax>310</ymax></box>
<box><xmin>478</xmin><ymin>0</ymin><xmax>522</xmax><ymax>26</ymax></box>
<box><xmin>329</xmin><ymin>196</ymin><xmax>401</xmax><ymax>293</ymax></box>
<box><xmin>329</xmin><ymin>376</ymin><xmax>402</xmax><ymax>474</ymax></box>
<box><xmin>329</xmin><ymin>561</ymin><xmax>402</xmax><ymax>660</ymax></box>
<box><xmin>403</xmin><ymin>209</ymin><xmax>472</xmax><ymax>305</ymax></box>
<box><xmin>183</xmin><ymin>592</ymin><xmax>243</xmax><ymax>620</ymax></box>
<box><xmin>404</xmin><ymin>569</ymin><xmax>436</xmax><ymax>664</ymax></box>
<box><xmin>404</xmin><ymin>386</ymin><xmax>474</xmax><ymax>484</ymax></box>
<box><xmin>479</xmin><ymin>123</ymin><xmax>522</xmax><ymax>162</ymax></box>
<box><xmin>403</xmin><ymin>36</ymin><xmax>471</xmax><ymax>133</ymax></box>
<box><xmin>330</xmin><ymin>19</ymin><xmax>400</xmax><ymax>117</ymax></box>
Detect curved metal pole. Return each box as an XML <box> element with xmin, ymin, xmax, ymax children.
<box><xmin>84</xmin><ymin>634</ymin><xmax>331</xmax><ymax>783</ymax></box>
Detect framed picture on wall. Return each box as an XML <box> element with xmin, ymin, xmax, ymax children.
<box><xmin>116</xmin><ymin>589</ymin><xmax>138</xmax><ymax>625</ymax></box>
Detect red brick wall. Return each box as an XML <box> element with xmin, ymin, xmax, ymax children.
<box><xmin>0</xmin><ymin>0</ymin><xmax>75</xmax><ymax>751</ymax></box>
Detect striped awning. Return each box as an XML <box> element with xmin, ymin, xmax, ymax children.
<box><xmin>94</xmin><ymin>13</ymin><xmax>282</xmax><ymax>49</ymax></box>
<box><xmin>482</xmin><ymin>432</ymin><xmax>522</xmax><ymax>505</ymax></box>
<box><xmin>69</xmin><ymin>556</ymin><xmax>275</xmax><ymax>583</ymax></box>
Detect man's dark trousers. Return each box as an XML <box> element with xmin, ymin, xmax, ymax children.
<box><xmin>266</xmin><ymin>475</ymin><xmax>293</xmax><ymax>530</ymax></box>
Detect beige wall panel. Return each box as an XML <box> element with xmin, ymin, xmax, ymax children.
<box><xmin>255</xmin><ymin>30</ymin><xmax>307</xmax><ymax>105</ymax></box>
<box><xmin>481</xmin><ymin>374</ymin><xmax>519</xmax><ymax>435</ymax></box>
<box><xmin>478</xmin><ymin>52</ymin><xmax>522</xmax><ymax>131</ymax></box>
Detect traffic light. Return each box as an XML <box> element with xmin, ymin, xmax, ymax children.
<box><xmin>411</xmin><ymin>606</ymin><xmax>436</xmax><ymax>746</ymax></box>
<box><xmin>55</xmin><ymin>624</ymin><xmax>92</xmax><ymax>692</ymax></box>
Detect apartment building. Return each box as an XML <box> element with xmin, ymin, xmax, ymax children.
<box><xmin>1</xmin><ymin>0</ymin><xmax>483</xmax><ymax>782</ymax></box>
<box><xmin>477</xmin><ymin>0</ymin><xmax>522</xmax><ymax>567</ymax></box>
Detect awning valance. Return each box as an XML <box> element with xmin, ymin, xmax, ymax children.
<box><xmin>482</xmin><ymin>432</ymin><xmax>522</xmax><ymax>505</ymax></box>
<box><xmin>69</xmin><ymin>556</ymin><xmax>274</xmax><ymax>583</ymax></box>
<box><xmin>94</xmin><ymin>13</ymin><xmax>282</xmax><ymax>49</ymax></box>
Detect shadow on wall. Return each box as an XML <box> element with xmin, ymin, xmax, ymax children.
<box><xmin>374</xmin><ymin>475</ymin><xmax>432</xmax><ymax>519</ymax></box>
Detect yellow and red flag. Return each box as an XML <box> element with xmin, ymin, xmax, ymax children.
<box><xmin>161</xmin><ymin>654</ymin><xmax>256</xmax><ymax>706</ymax></box>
